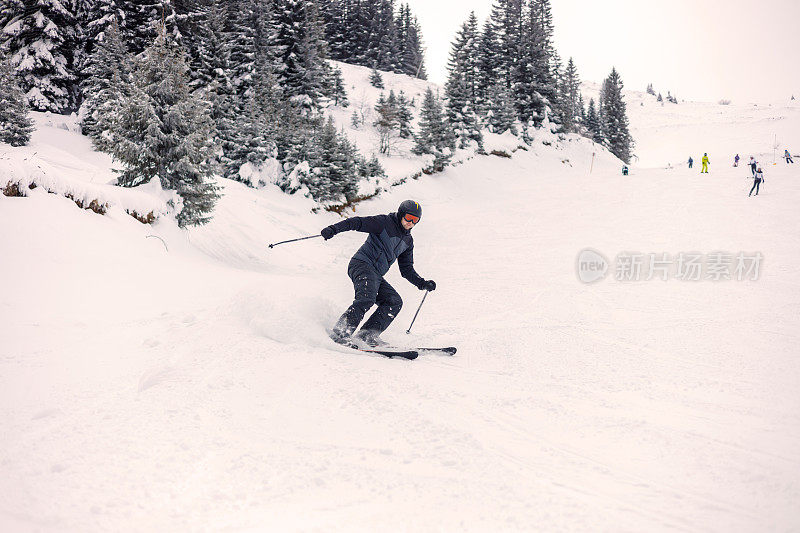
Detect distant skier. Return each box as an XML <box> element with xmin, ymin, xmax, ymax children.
<box><xmin>749</xmin><ymin>167</ymin><xmax>764</xmax><ymax>196</ymax></box>
<box><xmin>688</xmin><ymin>156</ymin><xmax>693</xmax><ymax>168</ymax></box>
<box><xmin>749</xmin><ymin>156</ymin><xmax>758</xmax><ymax>177</ymax></box>
<box><xmin>701</xmin><ymin>153</ymin><xmax>710</xmax><ymax>173</ymax></box>
<box><xmin>785</xmin><ymin>149</ymin><xmax>794</xmax><ymax>164</ymax></box>
<box><xmin>622</xmin><ymin>165</ymin><xmax>629</xmax><ymax>175</ymax></box>
<box><xmin>734</xmin><ymin>154</ymin><xmax>740</xmax><ymax>167</ymax></box>
<box><xmin>321</xmin><ymin>200</ymin><xmax>436</xmax><ymax>347</ymax></box>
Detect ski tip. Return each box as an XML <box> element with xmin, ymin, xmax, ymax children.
<box><xmin>418</xmin><ymin>347</ymin><xmax>457</xmax><ymax>355</ymax></box>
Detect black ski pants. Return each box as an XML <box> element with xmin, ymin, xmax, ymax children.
<box><xmin>334</xmin><ymin>259</ymin><xmax>403</xmax><ymax>337</ymax></box>
<box><xmin>749</xmin><ymin>178</ymin><xmax>762</xmax><ymax>196</ymax></box>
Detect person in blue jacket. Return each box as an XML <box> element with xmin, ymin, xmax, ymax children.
<box><xmin>321</xmin><ymin>200</ymin><xmax>436</xmax><ymax>346</ymax></box>
<box><xmin>785</xmin><ymin>149</ymin><xmax>794</xmax><ymax>164</ymax></box>
<box><xmin>688</xmin><ymin>156</ymin><xmax>693</xmax><ymax>168</ymax></box>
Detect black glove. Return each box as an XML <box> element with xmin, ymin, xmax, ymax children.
<box><xmin>422</xmin><ymin>279</ymin><xmax>436</xmax><ymax>291</ymax></box>
<box><xmin>321</xmin><ymin>226</ymin><xmax>336</xmax><ymax>240</ymax></box>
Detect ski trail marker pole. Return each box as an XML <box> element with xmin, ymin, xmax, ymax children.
<box><xmin>406</xmin><ymin>290</ymin><xmax>429</xmax><ymax>334</ymax></box>
<box><xmin>268</xmin><ymin>235</ymin><xmax>321</xmax><ymax>249</ymax></box>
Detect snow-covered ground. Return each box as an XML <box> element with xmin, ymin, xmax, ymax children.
<box><xmin>2</xmin><ymin>69</ymin><xmax>800</xmax><ymax>531</ymax></box>
<box><xmin>582</xmin><ymin>80</ymin><xmax>800</xmax><ymax>169</ymax></box>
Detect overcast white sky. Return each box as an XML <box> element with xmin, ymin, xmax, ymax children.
<box><xmin>402</xmin><ymin>0</ymin><xmax>800</xmax><ymax>103</ymax></box>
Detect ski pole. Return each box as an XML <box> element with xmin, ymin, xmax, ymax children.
<box><xmin>406</xmin><ymin>290</ymin><xmax>429</xmax><ymax>334</ymax></box>
<box><xmin>268</xmin><ymin>235</ymin><xmax>321</xmax><ymax>249</ymax></box>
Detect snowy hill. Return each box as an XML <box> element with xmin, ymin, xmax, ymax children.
<box><xmin>582</xmin><ymin>81</ymin><xmax>800</xmax><ymax>168</ymax></box>
<box><xmin>2</xmin><ymin>67</ymin><xmax>800</xmax><ymax>531</ymax></box>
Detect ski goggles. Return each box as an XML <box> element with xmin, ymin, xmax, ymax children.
<box><xmin>402</xmin><ymin>213</ymin><xmax>420</xmax><ymax>224</ymax></box>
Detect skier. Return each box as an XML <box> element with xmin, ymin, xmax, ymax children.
<box><xmin>749</xmin><ymin>156</ymin><xmax>758</xmax><ymax>177</ymax></box>
<box><xmin>688</xmin><ymin>156</ymin><xmax>693</xmax><ymax>168</ymax></box>
<box><xmin>785</xmin><ymin>149</ymin><xmax>794</xmax><ymax>164</ymax></box>
<box><xmin>749</xmin><ymin>167</ymin><xmax>764</xmax><ymax>196</ymax></box>
<box><xmin>321</xmin><ymin>200</ymin><xmax>436</xmax><ymax>347</ymax></box>
<box><xmin>734</xmin><ymin>154</ymin><xmax>740</xmax><ymax>167</ymax></box>
<box><xmin>622</xmin><ymin>165</ymin><xmax>629</xmax><ymax>175</ymax></box>
<box><xmin>701</xmin><ymin>153</ymin><xmax>710</xmax><ymax>173</ymax></box>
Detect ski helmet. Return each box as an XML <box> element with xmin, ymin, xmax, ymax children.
<box><xmin>397</xmin><ymin>200</ymin><xmax>422</xmax><ymax>223</ymax></box>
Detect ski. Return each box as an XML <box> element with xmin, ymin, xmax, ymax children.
<box><xmin>354</xmin><ymin>347</ymin><xmax>419</xmax><ymax>360</ymax></box>
<box><xmin>417</xmin><ymin>346</ymin><xmax>457</xmax><ymax>355</ymax></box>
<box><xmin>328</xmin><ymin>332</ymin><xmax>419</xmax><ymax>360</ymax></box>
<box><xmin>357</xmin><ymin>345</ymin><xmax>457</xmax><ymax>356</ymax></box>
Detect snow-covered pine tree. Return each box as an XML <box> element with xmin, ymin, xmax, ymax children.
<box><xmin>189</xmin><ymin>1</ymin><xmax>230</xmax><ymax>92</ymax></box>
<box><xmin>359</xmin><ymin>153</ymin><xmax>386</xmax><ymax>180</ymax></box>
<box><xmin>657</xmin><ymin>92</ymin><xmax>663</xmax><ymax>102</ymax></box>
<box><xmin>484</xmin><ymin>79</ymin><xmax>517</xmax><ymax>135</ymax></box>
<box><xmin>171</xmin><ymin>0</ymin><xmax>209</xmax><ymax>69</ymax></box>
<box><xmin>585</xmin><ymin>97</ymin><xmax>602</xmax><ymax>143</ymax></box>
<box><xmin>320</xmin><ymin>0</ymin><xmax>347</xmax><ymax>60</ymax></box>
<box><xmin>329</xmin><ymin>65</ymin><xmax>349</xmax><ymax>107</ymax></box>
<box><xmin>189</xmin><ymin>1</ymin><xmax>236</xmax><ymax>176</ymax></box>
<box><xmin>342</xmin><ymin>0</ymin><xmax>367</xmax><ymax>64</ymax></box>
<box><xmin>395</xmin><ymin>3</ymin><xmax>410</xmax><ymax>71</ymax></box>
<box><xmin>522</xmin><ymin>0</ymin><xmax>557</xmax><ymax>126</ymax></box>
<box><xmin>110</xmin><ymin>31</ymin><xmax>219</xmax><ymax>227</ymax></box>
<box><xmin>599</xmin><ymin>67</ymin><xmax>634</xmax><ymax>164</ymax></box>
<box><xmin>396</xmin><ymin>90</ymin><xmax>413</xmax><ymax>138</ymax></box>
<box><xmin>0</xmin><ymin>0</ymin><xmax>23</xmax><ymax>31</ymax></box>
<box><xmin>338</xmin><ymin>133</ymin><xmax>362</xmax><ymax>184</ymax></box>
<box><xmin>72</xmin><ymin>0</ymin><xmax>127</xmax><ymax>108</ymax></box>
<box><xmin>413</xmin><ymin>88</ymin><xmax>454</xmax><ymax>172</ymax></box>
<box><xmin>1</xmin><ymin>0</ymin><xmax>78</xmax><ymax>113</ymax></box>
<box><xmin>369</xmin><ymin>68</ymin><xmax>384</xmax><ymax>88</ymax></box>
<box><xmin>80</xmin><ymin>18</ymin><xmax>131</xmax><ymax>147</ymax></box>
<box><xmin>476</xmin><ymin>17</ymin><xmax>502</xmax><ymax>118</ymax></box>
<box><xmin>276</xmin><ymin>110</ymin><xmax>317</xmax><ymax>174</ymax></box>
<box><xmin>549</xmin><ymin>51</ymin><xmax>565</xmax><ymax>128</ymax></box>
<box><xmin>226</xmin><ymin>0</ymin><xmax>257</xmax><ymax>99</ymax></box>
<box><xmin>273</xmin><ymin>0</ymin><xmax>330</xmax><ymax>112</ymax></box>
<box><xmin>360</xmin><ymin>0</ymin><xmax>399</xmax><ymax>73</ymax></box>
<box><xmin>220</xmin><ymin>0</ymin><xmax>285</xmax><ymax>183</ymax></box>
<box><xmin>373</xmin><ymin>91</ymin><xmax>397</xmax><ymax>155</ymax></box>
<box><xmin>325</xmin><ymin>1</ymin><xmax>425</xmax><ymax>78</ymax></box>
<box><xmin>445</xmin><ymin>11</ymin><xmax>482</xmax><ymax>149</ymax></box>
<box><xmin>487</xmin><ymin>0</ymin><xmax>520</xmax><ymax>99</ymax></box>
<box><xmin>396</xmin><ymin>3</ymin><xmax>426</xmax><ymax>78</ymax></box>
<box><xmin>225</xmin><ymin>63</ymin><xmax>281</xmax><ymax>183</ymax></box>
<box><xmin>333</xmin><ymin>130</ymin><xmax>361</xmax><ymax>201</ymax></box>
<box><xmin>311</xmin><ymin>116</ymin><xmax>353</xmax><ymax>202</ymax></box>
<box><xmin>350</xmin><ymin>109</ymin><xmax>360</xmax><ymax>128</ymax></box>
<box><xmin>121</xmin><ymin>0</ymin><xmax>180</xmax><ymax>55</ymax></box>
<box><xmin>561</xmin><ymin>57</ymin><xmax>581</xmax><ymax>133</ymax></box>
<box><xmin>0</xmin><ymin>50</ymin><xmax>34</xmax><ymax>146</ymax></box>
<box><xmin>646</xmin><ymin>83</ymin><xmax>655</xmax><ymax>95</ymax></box>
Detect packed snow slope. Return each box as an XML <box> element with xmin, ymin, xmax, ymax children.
<box><xmin>2</xmin><ymin>86</ymin><xmax>800</xmax><ymax>531</ymax></box>
<box><xmin>583</xmin><ymin>81</ymin><xmax>800</xmax><ymax>168</ymax></box>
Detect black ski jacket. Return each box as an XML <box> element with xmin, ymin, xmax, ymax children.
<box><xmin>325</xmin><ymin>213</ymin><xmax>426</xmax><ymax>288</ymax></box>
